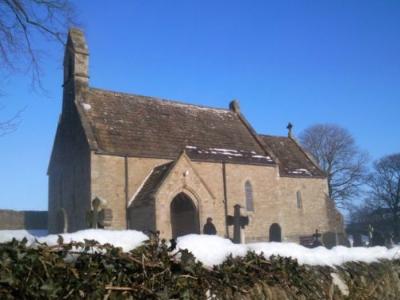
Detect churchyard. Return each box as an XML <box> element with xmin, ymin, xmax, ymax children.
<box><xmin>1</xmin><ymin>229</ymin><xmax>400</xmax><ymax>299</ymax></box>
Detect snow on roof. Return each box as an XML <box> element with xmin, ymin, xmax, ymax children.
<box><xmin>185</xmin><ymin>146</ymin><xmax>273</xmax><ymax>163</ymax></box>
<box><xmin>1</xmin><ymin>230</ymin><xmax>399</xmax><ymax>267</ymax></box>
<box><xmin>259</xmin><ymin>135</ymin><xmax>326</xmax><ymax>178</ymax></box>
<box><xmin>287</xmin><ymin>168</ymin><xmax>312</xmax><ymax>176</ymax></box>
<box><xmin>81</xmin><ymin>102</ymin><xmax>92</xmax><ymax>111</ymax></box>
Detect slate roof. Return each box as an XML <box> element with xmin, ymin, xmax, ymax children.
<box><xmin>260</xmin><ymin>135</ymin><xmax>325</xmax><ymax>178</ymax></box>
<box><xmin>184</xmin><ymin>145</ymin><xmax>273</xmax><ymax>164</ymax></box>
<box><xmin>76</xmin><ymin>87</ymin><xmax>325</xmax><ymax>178</ymax></box>
<box><xmin>130</xmin><ymin>162</ymin><xmax>173</xmax><ymax>208</ymax></box>
<box><xmin>78</xmin><ymin>88</ymin><xmax>274</xmax><ymax>165</ymax></box>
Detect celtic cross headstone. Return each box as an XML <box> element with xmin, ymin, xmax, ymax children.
<box><xmin>227</xmin><ymin>204</ymin><xmax>249</xmax><ymax>244</ymax></box>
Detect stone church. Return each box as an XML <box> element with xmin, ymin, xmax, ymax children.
<box><xmin>48</xmin><ymin>28</ymin><xmax>343</xmax><ymax>243</ymax></box>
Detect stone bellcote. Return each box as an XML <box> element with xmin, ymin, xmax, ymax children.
<box><xmin>63</xmin><ymin>28</ymin><xmax>89</xmax><ymax>88</ymax></box>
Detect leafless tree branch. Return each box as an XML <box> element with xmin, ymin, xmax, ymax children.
<box><xmin>0</xmin><ymin>103</ymin><xmax>24</xmax><ymax>136</ymax></box>
<box><xmin>299</xmin><ymin>124</ymin><xmax>369</xmax><ymax>209</ymax></box>
<box><xmin>353</xmin><ymin>154</ymin><xmax>400</xmax><ymax>241</ymax></box>
<box><xmin>0</xmin><ymin>0</ymin><xmax>76</xmax><ymax>135</ymax></box>
<box><xmin>0</xmin><ymin>0</ymin><xmax>75</xmax><ymax>88</ymax></box>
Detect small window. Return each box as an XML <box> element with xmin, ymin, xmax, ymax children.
<box><xmin>296</xmin><ymin>191</ymin><xmax>303</xmax><ymax>209</ymax></box>
<box><xmin>245</xmin><ymin>181</ymin><xmax>254</xmax><ymax>211</ymax></box>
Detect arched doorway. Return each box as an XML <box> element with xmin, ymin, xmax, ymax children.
<box><xmin>269</xmin><ymin>223</ymin><xmax>281</xmax><ymax>242</ymax></box>
<box><xmin>170</xmin><ymin>193</ymin><xmax>200</xmax><ymax>238</ymax></box>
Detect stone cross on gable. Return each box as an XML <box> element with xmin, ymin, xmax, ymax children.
<box><xmin>287</xmin><ymin>122</ymin><xmax>293</xmax><ymax>138</ymax></box>
<box><xmin>87</xmin><ymin>197</ymin><xmax>113</xmax><ymax>229</ymax></box>
<box><xmin>227</xmin><ymin>204</ymin><xmax>249</xmax><ymax>244</ymax></box>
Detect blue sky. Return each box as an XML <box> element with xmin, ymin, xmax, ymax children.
<box><xmin>0</xmin><ymin>0</ymin><xmax>399</xmax><ymax>211</ymax></box>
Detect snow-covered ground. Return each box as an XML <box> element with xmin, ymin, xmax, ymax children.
<box><xmin>1</xmin><ymin>229</ymin><xmax>399</xmax><ymax>267</ymax></box>
<box><xmin>0</xmin><ymin>229</ymin><xmax>148</xmax><ymax>252</ymax></box>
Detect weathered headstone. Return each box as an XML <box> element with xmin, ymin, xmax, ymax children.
<box><xmin>312</xmin><ymin>229</ymin><xmax>322</xmax><ymax>248</ymax></box>
<box><xmin>368</xmin><ymin>224</ymin><xmax>374</xmax><ymax>246</ymax></box>
<box><xmin>87</xmin><ymin>197</ymin><xmax>113</xmax><ymax>229</ymax></box>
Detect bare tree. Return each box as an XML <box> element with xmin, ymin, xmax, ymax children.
<box><xmin>0</xmin><ymin>0</ymin><xmax>75</xmax><ymax>85</ymax></box>
<box><xmin>367</xmin><ymin>153</ymin><xmax>400</xmax><ymax>241</ymax></box>
<box><xmin>299</xmin><ymin>124</ymin><xmax>368</xmax><ymax>208</ymax></box>
<box><xmin>0</xmin><ymin>0</ymin><xmax>76</xmax><ymax>135</ymax></box>
<box><xmin>0</xmin><ymin>104</ymin><xmax>23</xmax><ymax>137</ymax></box>
<box><xmin>347</xmin><ymin>201</ymin><xmax>394</xmax><ymax>246</ymax></box>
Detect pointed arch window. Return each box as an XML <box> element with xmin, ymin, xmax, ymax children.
<box><xmin>245</xmin><ymin>181</ymin><xmax>254</xmax><ymax>212</ymax></box>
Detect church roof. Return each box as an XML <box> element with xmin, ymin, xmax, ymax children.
<box><xmin>78</xmin><ymin>87</ymin><xmax>274</xmax><ymax>165</ymax></box>
<box><xmin>260</xmin><ymin>135</ymin><xmax>326</xmax><ymax>178</ymax></box>
<box><xmin>73</xmin><ymin>87</ymin><xmax>325</xmax><ymax>177</ymax></box>
<box><xmin>130</xmin><ymin>162</ymin><xmax>173</xmax><ymax>208</ymax></box>
<box><xmin>130</xmin><ymin>133</ymin><xmax>326</xmax><ymax>207</ymax></box>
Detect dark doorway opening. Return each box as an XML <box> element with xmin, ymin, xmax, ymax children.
<box><xmin>269</xmin><ymin>223</ymin><xmax>282</xmax><ymax>242</ymax></box>
<box><xmin>170</xmin><ymin>193</ymin><xmax>200</xmax><ymax>238</ymax></box>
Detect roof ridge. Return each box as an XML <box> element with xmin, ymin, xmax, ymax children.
<box><xmin>259</xmin><ymin>134</ymin><xmax>289</xmax><ymax>139</ymax></box>
<box><xmin>88</xmin><ymin>87</ymin><xmax>231</xmax><ymax>113</ymax></box>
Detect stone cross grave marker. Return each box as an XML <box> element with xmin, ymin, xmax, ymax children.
<box><xmin>227</xmin><ymin>204</ymin><xmax>249</xmax><ymax>244</ymax></box>
<box><xmin>312</xmin><ymin>229</ymin><xmax>322</xmax><ymax>247</ymax></box>
<box><xmin>87</xmin><ymin>197</ymin><xmax>113</xmax><ymax>229</ymax></box>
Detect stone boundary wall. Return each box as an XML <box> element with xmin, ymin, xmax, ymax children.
<box><xmin>0</xmin><ymin>209</ymin><xmax>48</xmax><ymax>230</ymax></box>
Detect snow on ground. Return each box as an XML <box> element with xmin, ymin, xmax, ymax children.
<box><xmin>177</xmin><ymin>234</ymin><xmax>400</xmax><ymax>267</ymax></box>
<box><xmin>0</xmin><ymin>229</ymin><xmax>148</xmax><ymax>252</ymax></box>
<box><xmin>37</xmin><ymin>229</ymin><xmax>149</xmax><ymax>252</ymax></box>
<box><xmin>176</xmin><ymin>234</ymin><xmax>248</xmax><ymax>266</ymax></box>
<box><xmin>1</xmin><ymin>230</ymin><xmax>400</xmax><ymax>267</ymax></box>
<box><xmin>247</xmin><ymin>241</ymin><xmax>400</xmax><ymax>266</ymax></box>
<box><xmin>0</xmin><ymin>230</ymin><xmax>38</xmax><ymax>244</ymax></box>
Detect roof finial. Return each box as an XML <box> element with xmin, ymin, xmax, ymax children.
<box><xmin>287</xmin><ymin>122</ymin><xmax>293</xmax><ymax>138</ymax></box>
<box><xmin>229</xmin><ymin>99</ymin><xmax>240</xmax><ymax>113</ymax></box>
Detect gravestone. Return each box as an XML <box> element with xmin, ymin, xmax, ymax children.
<box><xmin>312</xmin><ymin>229</ymin><xmax>322</xmax><ymax>248</ymax></box>
<box><xmin>87</xmin><ymin>197</ymin><xmax>113</xmax><ymax>229</ymax></box>
<box><xmin>227</xmin><ymin>204</ymin><xmax>249</xmax><ymax>244</ymax></box>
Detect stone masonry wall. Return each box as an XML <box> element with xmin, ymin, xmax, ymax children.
<box><xmin>224</xmin><ymin>163</ymin><xmax>279</xmax><ymax>242</ymax></box>
<box><xmin>128</xmin><ymin>205</ymin><xmax>156</xmax><ymax>233</ymax></box>
<box><xmin>154</xmin><ymin>155</ymin><xmax>221</xmax><ymax>238</ymax></box>
<box><xmin>48</xmin><ymin>29</ymin><xmax>91</xmax><ymax>234</ymax></box>
<box><xmin>127</xmin><ymin>157</ymin><xmax>169</xmax><ymax>232</ymax></box>
<box><xmin>91</xmin><ymin>154</ymin><xmax>126</xmax><ymax>229</ymax></box>
<box><xmin>198</xmin><ymin>163</ymin><xmax>331</xmax><ymax>242</ymax></box>
<box><xmin>273</xmin><ymin>176</ymin><xmax>332</xmax><ymax>242</ymax></box>
<box><xmin>189</xmin><ymin>161</ymin><xmax>226</xmax><ymax>237</ymax></box>
<box><xmin>117</xmin><ymin>155</ymin><xmax>334</xmax><ymax>242</ymax></box>
<box><xmin>91</xmin><ymin>155</ymin><xmax>170</xmax><ymax>230</ymax></box>
<box><xmin>48</xmin><ymin>101</ymin><xmax>91</xmax><ymax>234</ymax></box>
<box><xmin>0</xmin><ymin>210</ymin><xmax>48</xmax><ymax>230</ymax></box>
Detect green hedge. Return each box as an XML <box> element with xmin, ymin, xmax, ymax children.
<box><xmin>1</xmin><ymin>235</ymin><xmax>399</xmax><ymax>299</ymax></box>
